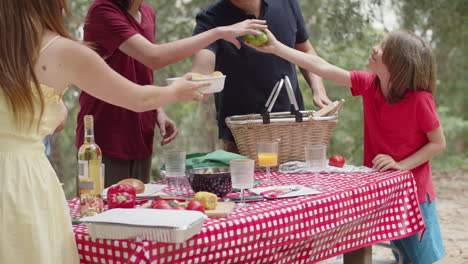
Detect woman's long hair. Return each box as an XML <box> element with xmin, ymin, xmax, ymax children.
<box><xmin>0</xmin><ymin>0</ymin><xmax>75</xmax><ymax>129</ymax></box>
<box><xmin>379</xmin><ymin>29</ymin><xmax>437</xmax><ymax>103</ymax></box>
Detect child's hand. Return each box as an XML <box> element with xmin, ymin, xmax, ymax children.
<box><xmin>244</xmin><ymin>28</ymin><xmax>280</xmax><ymax>54</ymax></box>
<box><xmin>372</xmin><ymin>154</ymin><xmax>405</xmax><ymax>171</ymax></box>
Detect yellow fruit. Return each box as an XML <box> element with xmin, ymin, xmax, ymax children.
<box><xmin>194</xmin><ymin>191</ymin><xmax>218</xmax><ymax>210</ymax></box>
<box><xmin>210</xmin><ymin>71</ymin><xmax>223</xmax><ymax>77</ymax></box>
<box><xmin>192</xmin><ymin>73</ymin><xmax>205</xmax><ymax>79</ymax></box>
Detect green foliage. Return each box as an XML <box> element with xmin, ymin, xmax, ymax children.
<box><xmin>50</xmin><ymin>0</ymin><xmax>466</xmax><ymax>199</ymax></box>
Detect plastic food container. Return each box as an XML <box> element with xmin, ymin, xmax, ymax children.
<box><xmin>166</xmin><ymin>75</ymin><xmax>226</xmax><ymax>94</ymax></box>
<box><xmin>80</xmin><ymin>208</ymin><xmax>207</xmax><ymax>243</ymax></box>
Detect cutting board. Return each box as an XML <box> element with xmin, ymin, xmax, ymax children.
<box><xmin>206</xmin><ymin>202</ymin><xmax>235</xmax><ymax>218</ymax></box>
<box><xmin>142</xmin><ymin>198</ymin><xmax>235</xmax><ymax>218</ymax></box>
<box><xmin>312</xmin><ymin>99</ymin><xmax>345</xmax><ymax>117</ymax></box>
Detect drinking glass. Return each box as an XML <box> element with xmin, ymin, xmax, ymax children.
<box><xmin>257</xmin><ymin>141</ymin><xmax>278</xmax><ymax>184</ymax></box>
<box><xmin>304</xmin><ymin>145</ymin><xmax>327</xmax><ymax>190</ymax></box>
<box><xmin>230</xmin><ymin>159</ymin><xmax>255</xmax><ymax>208</ymax></box>
<box><xmin>163</xmin><ymin>150</ymin><xmax>186</xmax><ymax>195</ymax></box>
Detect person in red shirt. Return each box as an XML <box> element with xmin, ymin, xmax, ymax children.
<box><xmin>77</xmin><ymin>0</ymin><xmax>266</xmax><ymax>187</ymax></box>
<box><xmin>249</xmin><ymin>29</ymin><xmax>446</xmax><ymax>263</ymax></box>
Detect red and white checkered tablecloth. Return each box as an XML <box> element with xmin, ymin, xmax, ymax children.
<box><xmin>70</xmin><ymin>170</ymin><xmax>425</xmax><ymax>264</ymax></box>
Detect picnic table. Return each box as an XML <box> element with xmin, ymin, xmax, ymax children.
<box><xmin>70</xmin><ymin>170</ymin><xmax>425</xmax><ymax>264</ymax></box>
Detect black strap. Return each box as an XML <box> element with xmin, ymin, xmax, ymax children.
<box><xmin>261</xmin><ymin>75</ymin><xmax>302</xmax><ymax>124</ymax></box>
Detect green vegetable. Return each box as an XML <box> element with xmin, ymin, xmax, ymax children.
<box><xmin>242</xmin><ymin>29</ymin><xmax>268</xmax><ymax>46</ymax></box>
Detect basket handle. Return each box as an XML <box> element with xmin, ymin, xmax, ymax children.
<box><xmin>262</xmin><ymin>75</ymin><xmax>302</xmax><ymax>124</ymax></box>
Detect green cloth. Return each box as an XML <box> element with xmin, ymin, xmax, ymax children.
<box><xmin>161</xmin><ymin>150</ymin><xmax>248</xmax><ymax>170</ymax></box>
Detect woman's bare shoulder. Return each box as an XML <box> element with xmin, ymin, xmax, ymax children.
<box><xmin>51</xmin><ymin>37</ymin><xmax>96</xmax><ymax>57</ymax></box>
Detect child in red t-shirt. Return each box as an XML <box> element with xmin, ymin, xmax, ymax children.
<box><xmin>250</xmin><ymin>29</ymin><xmax>446</xmax><ymax>263</ymax></box>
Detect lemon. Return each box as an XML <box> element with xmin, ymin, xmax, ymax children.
<box><xmin>192</xmin><ymin>73</ymin><xmax>205</xmax><ymax>79</ymax></box>
<box><xmin>210</xmin><ymin>71</ymin><xmax>223</xmax><ymax>77</ymax></box>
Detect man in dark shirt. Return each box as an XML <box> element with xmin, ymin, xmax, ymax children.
<box><xmin>192</xmin><ymin>0</ymin><xmax>331</xmax><ymax>153</ymax></box>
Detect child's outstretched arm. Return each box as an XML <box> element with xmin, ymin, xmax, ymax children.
<box><xmin>372</xmin><ymin>127</ymin><xmax>446</xmax><ymax>171</ymax></box>
<box><xmin>248</xmin><ymin>29</ymin><xmax>351</xmax><ymax>87</ymax></box>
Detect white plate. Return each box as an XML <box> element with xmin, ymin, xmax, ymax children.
<box><xmin>166</xmin><ymin>75</ymin><xmax>226</xmax><ymax>94</ymax></box>
<box><xmin>250</xmin><ymin>185</ymin><xmax>321</xmax><ymax>198</ymax></box>
<box><xmin>103</xmin><ymin>184</ymin><xmax>165</xmax><ymax>200</ymax></box>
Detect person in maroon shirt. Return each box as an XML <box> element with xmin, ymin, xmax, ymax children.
<box><xmin>77</xmin><ymin>0</ymin><xmax>266</xmax><ymax>187</ymax></box>
<box><xmin>249</xmin><ymin>29</ymin><xmax>446</xmax><ymax>263</ymax></box>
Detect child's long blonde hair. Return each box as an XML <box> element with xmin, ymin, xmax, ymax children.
<box><xmin>379</xmin><ymin>30</ymin><xmax>436</xmax><ymax>103</ymax></box>
<box><xmin>0</xmin><ymin>0</ymin><xmax>75</xmax><ymax>128</ymax></box>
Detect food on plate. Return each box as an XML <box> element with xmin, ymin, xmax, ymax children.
<box><xmin>194</xmin><ymin>191</ymin><xmax>218</xmax><ymax>210</ymax></box>
<box><xmin>329</xmin><ymin>155</ymin><xmax>345</xmax><ymax>168</ymax></box>
<box><xmin>107</xmin><ymin>184</ymin><xmax>136</xmax><ymax>209</ymax></box>
<box><xmin>117</xmin><ymin>178</ymin><xmax>145</xmax><ymax>194</ymax></box>
<box><xmin>242</xmin><ymin>29</ymin><xmax>268</xmax><ymax>46</ymax></box>
<box><xmin>186</xmin><ymin>200</ymin><xmax>206</xmax><ymax>213</ymax></box>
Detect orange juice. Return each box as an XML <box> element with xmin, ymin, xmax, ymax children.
<box><xmin>258</xmin><ymin>153</ymin><xmax>278</xmax><ymax>166</ymax></box>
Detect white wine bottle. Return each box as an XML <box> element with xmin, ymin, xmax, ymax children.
<box><xmin>78</xmin><ymin>115</ymin><xmax>103</xmax><ymax>217</ymax></box>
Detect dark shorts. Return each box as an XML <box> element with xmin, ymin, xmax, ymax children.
<box><xmin>102</xmin><ymin>155</ymin><xmax>152</xmax><ymax>188</ymax></box>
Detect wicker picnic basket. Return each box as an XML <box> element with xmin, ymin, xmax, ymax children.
<box><xmin>225</xmin><ymin>75</ymin><xmax>342</xmax><ymax>169</ymax></box>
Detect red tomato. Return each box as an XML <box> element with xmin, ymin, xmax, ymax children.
<box><xmin>151</xmin><ymin>200</ymin><xmax>173</xmax><ymax>210</ymax></box>
<box><xmin>329</xmin><ymin>155</ymin><xmax>345</xmax><ymax>168</ymax></box>
<box><xmin>186</xmin><ymin>200</ymin><xmax>206</xmax><ymax>213</ymax></box>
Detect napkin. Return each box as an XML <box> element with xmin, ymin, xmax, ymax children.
<box><xmin>250</xmin><ymin>185</ymin><xmax>321</xmax><ymax>198</ymax></box>
<box><xmin>161</xmin><ymin>150</ymin><xmax>248</xmax><ymax>170</ymax></box>
<box><xmin>279</xmin><ymin>162</ymin><xmax>375</xmax><ymax>174</ymax></box>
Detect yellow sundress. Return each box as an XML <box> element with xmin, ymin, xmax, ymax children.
<box><xmin>0</xmin><ymin>37</ymin><xmax>79</xmax><ymax>264</ymax></box>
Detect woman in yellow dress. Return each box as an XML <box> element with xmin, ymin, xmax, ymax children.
<box><xmin>0</xmin><ymin>1</ymin><xmax>212</xmax><ymax>263</ymax></box>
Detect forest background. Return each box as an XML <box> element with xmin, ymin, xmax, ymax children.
<box><xmin>51</xmin><ymin>0</ymin><xmax>467</xmax><ymax>199</ymax></box>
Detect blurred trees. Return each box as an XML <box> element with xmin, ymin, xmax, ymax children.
<box><xmin>52</xmin><ymin>0</ymin><xmax>466</xmax><ymax>198</ymax></box>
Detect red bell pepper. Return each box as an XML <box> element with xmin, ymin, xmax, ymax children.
<box><xmin>107</xmin><ymin>184</ymin><xmax>136</xmax><ymax>209</ymax></box>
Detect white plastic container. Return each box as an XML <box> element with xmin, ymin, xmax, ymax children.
<box><xmin>166</xmin><ymin>75</ymin><xmax>226</xmax><ymax>94</ymax></box>
<box><xmin>80</xmin><ymin>208</ymin><xmax>207</xmax><ymax>243</ymax></box>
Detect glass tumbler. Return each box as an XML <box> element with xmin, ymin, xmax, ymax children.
<box><xmin>304</xmin><ymin>145</ymin><xmax>327</xmax><ymax>190</ymax></box>
<box><xmin>163</xmin><ymin>150</ymin><xmax>186</xmax><ymax>195</ymax></box>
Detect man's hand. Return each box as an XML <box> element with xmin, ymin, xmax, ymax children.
<box><xmin>155</xmin><ymin>108</ymin><xmax>178</xmax><ymax>146</ymax></box>
<box><xmin>219</xmin><ymin>19</ymin><xmax>267</xmax><ymax>49</ymax></box>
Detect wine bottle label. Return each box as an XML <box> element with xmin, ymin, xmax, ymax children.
<box><xmin>78</xmin><ymin>160</ymin><xmax>89</xmax><ymax>179</ymax></box>
<box><xmin>79</xmin><ymin>181</ymin><xmax>94</xmax><ymax>190</ymax></box>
